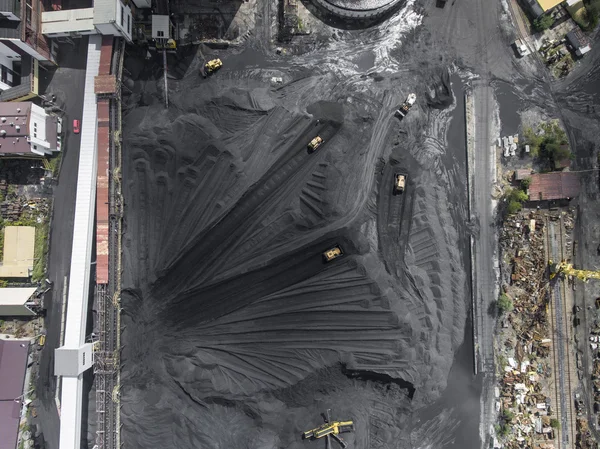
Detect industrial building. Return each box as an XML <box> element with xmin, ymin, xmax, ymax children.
<box><xmin>0</xmin><ymin>102</ymin><xmax>60</xmax><ymax>156</ymax></box>
<box><xmin>0</xmin><ymin>226</ymin><xmax>35</xmax><ymax>278</ymax></box>
<box><xmin>0</xmin><ymin>287</ymin><xmax>38</xmax><ymax>316</ymax></box>
<box><xmin>528</xmin><ymin>172</ymin><xmax>580</xmax><ymax>202</ymax></box>
<box><xmin>0</xmin><ymin>337</ymin><xmax>30</xmax><ymax>449</ymax></box>
<box><xmin>41</xmin><ymin>0</ymin><xmax>134</xmax><ymax>42</ymax></box>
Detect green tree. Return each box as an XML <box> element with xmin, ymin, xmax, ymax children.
<box><xmin>507</xmin><ymin>201</ymin><xmax>522</xmax><ymax>215</ymax></box>
<box><xmin>550</xmin><ymin>418</ymin><xmax>560</xmax><ymax>429</ymax></box>
<box><xmin>547</xmin><ymin>142</ymin><xmax>571</xmax><ymax>162</ymax></box>
<box><xmin>521</xmin><ymin>177</ymin><xmax>531</xmax><ymax>189</ymax></box>
<box><xmin>510</xmin><ymin>189</ymin><xmax>528</xmax><ymax>203</ymax></box>
<box><xmin>498</xmin><ymin>294</ymin><xmax>514</xmax><ymax>313</ymax></box>
<box><xmin>534</xmin><ymin>14</ymin><xmax>554</xmax><ymax>31</ymax></box>
<box><xmin>503</xmin><ymin>409</ymin><xmax>515</xmax><ymax>421</ymax></box>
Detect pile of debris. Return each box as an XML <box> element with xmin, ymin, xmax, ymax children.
<box><xmin>0</xmin><ymin>198</ymin><xmax>49</xmax><ymax>222</ymax></box>
<box><xmin>496</xmin><ymin>211</ymin><xmax>559</xmax><ymax>448</ymax></box>
<box><xmin>576</xmin><ymin>418</ymin><xmax>597</xmax><ymax>449</ymax></box>
<box><xmin>499</xmin><ymin>135</ymin><xmax>519</xmax><ymax>158</ymax></box>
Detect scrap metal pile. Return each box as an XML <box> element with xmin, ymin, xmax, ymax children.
<box><xmin>496</xmin><ymin>211</ymin><xmax>558</xmax><ymax>448</ymax></box>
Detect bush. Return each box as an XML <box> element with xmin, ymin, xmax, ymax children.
<box><xmin>521</xmin><ymin>177</ymin><xmax>531</xmax><ymax>189</ymax></box>
<box><xmin>534</xmin><ymin>14</ymin><xmax>554</xmax><ymax>31</ymax></box>
<box><xmin>550</xmin><ymin>418</ymin><xmax>560</xmax><ymax>429</ymax></box>
<box><xmin>503</xmin><ymin>409</ymin><xmax>515</xmax><ymax>421</ymax></box>
<box><xmin>498</xmin><ymin>294</ymin><xmax>514</xmax><ymax>313</ymax></box>
<box><xmin>507</xmin><ymin>200</ymin><xmax>522</xmax><ymax>215</ymax></box>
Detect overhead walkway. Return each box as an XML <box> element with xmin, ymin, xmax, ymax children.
<box><xmin>54</xmin><ymin>34</ymin><xmax>102</xmax><ymax>449</ymax></box>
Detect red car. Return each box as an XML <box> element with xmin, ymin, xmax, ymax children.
<box><xmin>73</xmin><ymin>119</ymin><xmax>81</xmax><ymax>134</ymax></box>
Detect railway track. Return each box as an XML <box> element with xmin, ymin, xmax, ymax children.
<box><xmin>94</xmin><ymin>37</ymin><xmax>125</xmax><ymax>449</ymax></box>
<box><xmin>545</xmin><ymin>213</ymin><xmax>576</xmax><ymax>449</ymax></box>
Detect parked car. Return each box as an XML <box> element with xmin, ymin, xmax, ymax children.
<box><xmin>73</xmin><ymin>119</ymin><xmax>81</xmax><ymax>134</ymax></box>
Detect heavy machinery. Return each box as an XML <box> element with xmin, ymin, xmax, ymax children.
<box><xmin>204</xmin><ymin>59</ymin><xmax>223</xmax><ymax>76</ymax></box>
<box><xmin>303</xmin><ymin>409</ymin><xmax>354</xmax><ymax>448</ymax></box>
<box><xmin>323</xmin><ymin>245</ymin><xmax>343</xmax><ymax>263</ymax></box>
<box><xmin>395</xmin><ymin>93</ymin><xmax>416</xmax><ymax>119</ymax></box>
<box><xmin>308</xmin><ymin>136</ymin><xmax>324</xmax><ymax>152</ymax></box>
<box><xmin>394</xmin><ymin>173</ymin><xmax>406</xmax><ymax>194</ymax></box>
<box><xmin>549</xmin><ymin>260</ymin><xmax>600</xmax><ymax>282</ymax></box>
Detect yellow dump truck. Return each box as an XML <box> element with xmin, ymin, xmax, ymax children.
<box><xmin>323</xmin><ymin>245</ymin><xmax>343</xmax><ymax>263</ymax></box>
<box><xmin>308</xmin><ymin>136</ymin><xmax>324</xmax><ymax>152</ymax></box>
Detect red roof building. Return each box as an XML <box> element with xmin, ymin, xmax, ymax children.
<box><xmin>528</xmin><ymin>172</ymin><xmax>580</xmax><ymax>201</ymax></box>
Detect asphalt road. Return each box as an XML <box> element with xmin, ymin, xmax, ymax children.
<box><xmin>35</xmin><ymin>38</ymin><xmax>88</xmax><ymax>449</ymax></box>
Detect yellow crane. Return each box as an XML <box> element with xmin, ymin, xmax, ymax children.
<box><xmin>303</xmin><ymin>409</ymin><xmax>354</xmax><ymax>449</ymax></box>
<box><xmin>549</xmin><ymin>260</ymin><xmax>600</xmax><ymax>282</ymax></box>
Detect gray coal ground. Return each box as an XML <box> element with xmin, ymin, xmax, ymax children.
<box><xmin>118</xmin><ymin>7</ymin><xmax>474</xmax><ymax>449</ymax></box>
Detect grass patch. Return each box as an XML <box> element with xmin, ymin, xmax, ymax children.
<box><xmin>48</xmin><ymin>154</ymin><xmax>62</xmax><ymax>178</ymax></box>
<box><xmin>31</xmin><ymin>221</ymin><xmax>49</xmax><ymax>282</ymax></box>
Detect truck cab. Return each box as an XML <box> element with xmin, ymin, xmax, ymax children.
<box><xmin>394</xmin><ymin>173</ymin><xmax>406</xmax><ymax>194</ymax></box>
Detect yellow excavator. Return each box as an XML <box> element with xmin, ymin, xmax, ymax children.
<box><xmin>549</xmin><ymin>260</ymin><xmax>600</xmax><ymax>282</ymax></box>
<box><xmin>303</xmin><ymin>409</ymin><xmax>354</xmax><ymax>448</ymax></box>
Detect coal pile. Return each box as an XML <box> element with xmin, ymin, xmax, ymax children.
<box><xmin>119</xmin><ymin>13</ymin><xmax>470</xmax><ymax>449</ymax></box>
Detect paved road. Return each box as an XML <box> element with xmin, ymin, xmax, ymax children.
<box><xmin>35</xmin><ymin>38</ymin><xmax>88</xmax><ymax>449</ymax></box>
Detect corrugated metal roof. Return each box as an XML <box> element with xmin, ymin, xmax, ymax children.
<box><xmin>58</xmin><ymin>34</ymin><xmax>102</xmax><ymax>449</ymax></box>
<box><xmin>0</xmin><ymin>338</ymin><xmax>29</xmax><ymax>400</ymax></box>
<box><xmin>0</xmin><ymin>400</ymin><xmax>21</xmax><ymax>449</ymax></box>
<box><xmin>529</xmin><ymin>172</ymin><xmax>580</xmax><ymax>201</ymax></box>
<box><xmin>94</xmin><ymin>74</ymin><xmax>116</xmax><ymax>94</ymax></box>
<box><xmin>96</xmin><ymin>99</ymin><xmax>109</xmax><ymax>284</ymax></box>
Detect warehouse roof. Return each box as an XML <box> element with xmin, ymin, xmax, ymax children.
<box><xmin>529</xmin><ymin>172</ymin><xmax>580</xmax><ymax>201</ymax></box>
<box><xmin>0</xmin><ymin>338</ymin><xmax>29</xmax><ymax>400</ymax></box>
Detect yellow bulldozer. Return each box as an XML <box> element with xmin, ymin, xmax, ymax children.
<box><xmin>549</xmin><ymin>260</ymin><xmax>600</xmax><ymax>283</ymax></box>
<box><xmin>203</xmin><ymin>59</ymin><xmax>222</xmax><ymax>77</ymax></box>
<box><xmin>303</xmin><ymin>409</ymin><xmax>354</xmax><ymax>448</ymax></box>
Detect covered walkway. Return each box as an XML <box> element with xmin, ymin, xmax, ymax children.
<box><xmin>56</xmin><ymin>34</ymin><xmax>102</xmax><ymax>449</ymax></box>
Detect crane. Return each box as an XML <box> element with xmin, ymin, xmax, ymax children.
<box><xmin>549</xmin><ymin>260</ymin><xmax>600</xmax><ymax>283</ymax></box>
<box><xmin>302</xmin><ymin>409</ymin><xmax>354</xmax><ymax>449</ymax></box>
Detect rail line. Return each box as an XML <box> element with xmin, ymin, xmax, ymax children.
<box><xmin>93</xmin><ymin>36</ymin><xmax>124</xmax><ymax>449</ymax></box>
<box><xmin>545</xmin><ymin>212</ymin><xmax>575</xmax><ymax>449</ymax></box>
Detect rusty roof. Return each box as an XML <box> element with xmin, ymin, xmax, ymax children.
<box><xmin>529</xmin><ymin>172</ymin><xmax>580</xmax><ymax>201</ymax></box>
<box><xmin>94</xmin><ymin>75</ymin><xmax>116</xmax><ymax>95</ymax></box>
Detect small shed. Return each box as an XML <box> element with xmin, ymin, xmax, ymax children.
<box><xmin>0</xmin><ymin>288</ymin><xmax>37</xmax><ymax>316</ymax></box>
<box><xmin>514</xmin><ymin>169</ymin><xmax>532</xmax><ymax>181</ymax></box>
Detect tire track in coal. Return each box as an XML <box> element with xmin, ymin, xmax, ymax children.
<box><xmin>153</xmin><ymin>120</ymin><xmax>341</xmax><ymax>293</ymax></box>
<box><xmin>377</xmin><ymin>162</ymin><xmax>407</xmax><ymax>278</ymax></box>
